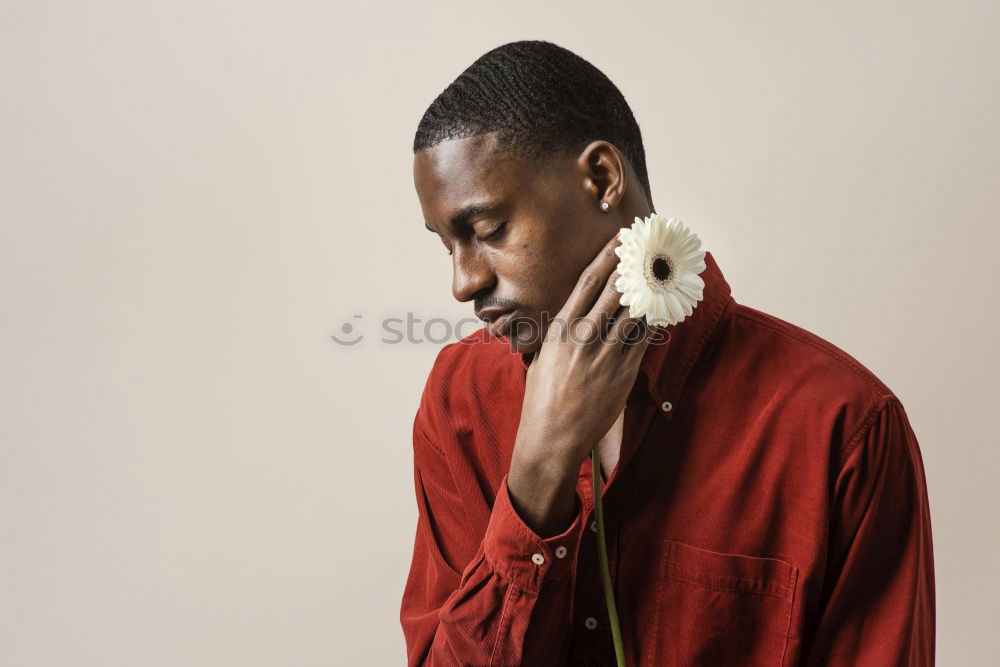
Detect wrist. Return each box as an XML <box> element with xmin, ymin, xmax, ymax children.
<box><xmin>511</xmin><ymin>441</ymin><xmax>579</xmax><ymax>486</ymax></box>
<box><xmin>507</xmin><ymin>452</ymin><xmax>580</xmax><ymax>538</ymax></box>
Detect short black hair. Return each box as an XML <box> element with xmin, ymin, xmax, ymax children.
<box><xmin>413</xmin><ymin>40</ymin><xmax>652</xmax><ymax>206</ymax></box>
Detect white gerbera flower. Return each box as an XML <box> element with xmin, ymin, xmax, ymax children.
<box><xmin>613</xmin><ymin>213</ymin><xmax>707</xmax><ymax>327</ymax></box>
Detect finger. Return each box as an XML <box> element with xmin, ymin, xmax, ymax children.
<box><xmin>604</xmin><ymin>307</ymin><xmax>644</xmax><ymax>349</ymax></box>
<box><xmin>555</xmin><ymin>231</ymin><xmax>623</xmax><ymax>325</ymax></box>
<box><xmin>584</xmin><ymin>302</ymin><xmax>628</xmax><ymax>350</ymax></box>
<box><xmin>623</xmin><ymin>319</ymin><xmax>659</xmax><ymax>363</ymax></box>
<box><xmin>585</xmin><ymin>266</ymin><xmax>626</xmax><ymax>334</ymax></box>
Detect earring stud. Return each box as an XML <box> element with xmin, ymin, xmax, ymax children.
<box><xmin>600</xmin><ymin>201</ymin><xmax>610</xmax><ymax>211</ymax></box>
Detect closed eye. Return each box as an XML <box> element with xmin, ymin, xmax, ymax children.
<box><xmin>475</xmin><ymin>220</ymin><xmax>508</xmax><ymax>243</ymax></box>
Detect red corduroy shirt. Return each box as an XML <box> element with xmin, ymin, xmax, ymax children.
<box><xmin>399</xmin><ymin>251</ymin><xmax>935</xmax><ymax>666</ymax></box>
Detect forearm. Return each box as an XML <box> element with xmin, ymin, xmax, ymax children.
<box><xmin>403</xmin><ymin>438</ymin><xmax>587</xmax><ymax>666</ymax></box>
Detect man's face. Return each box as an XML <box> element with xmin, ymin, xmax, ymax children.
<box><xmin>414</xmin><ymin>132</ymin><xmax>615</xmax><ymax>355</ymax></box>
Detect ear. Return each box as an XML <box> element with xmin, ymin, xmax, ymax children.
<box><xmin>575</xmin><ymin>140</ymin><xmax>628</xmax><ymax>212</ymax></box>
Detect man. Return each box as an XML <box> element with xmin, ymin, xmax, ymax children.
<box><xmin>400</xmin><ymin>40</ymin><xmax>934</xmax><ymax>666</ymax></box>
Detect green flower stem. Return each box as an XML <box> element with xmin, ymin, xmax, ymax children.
<box><xmin>592</xmin><ymin>443</ymin><xmax>627</xmax><ymax>667</ymax></box>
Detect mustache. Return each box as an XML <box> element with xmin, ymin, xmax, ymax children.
<box><xmin>474</xmin><ymin>298</ymin><xmax>521</xmax><ymax>313</ymax></box>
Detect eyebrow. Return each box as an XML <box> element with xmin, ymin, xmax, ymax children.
<box><xmin>425</xmin><ymin>202</ymin><xmax>505</xmax><ymax>233</ymax></box>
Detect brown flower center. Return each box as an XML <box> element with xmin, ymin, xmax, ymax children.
<box><xmin>652</xmin><ymin>257</ymin><xmax>671</xmax><ymax>281</ymax></box>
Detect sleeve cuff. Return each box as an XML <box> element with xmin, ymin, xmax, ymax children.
<box><xmin>481</xmin><ymin>471</ymin><xmax>585</xmax><ymax>593</ymax></box>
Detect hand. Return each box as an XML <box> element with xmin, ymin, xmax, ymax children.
<box><xmin>505</xmin><ymin>232</ymin><xmax>656</xmax><ymax>537</ymax></box>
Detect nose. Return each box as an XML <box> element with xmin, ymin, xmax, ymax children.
<box><xmin>451</xmin><ymin>245</ymin><xmax>495</xmax><ymax>303</ymax></box>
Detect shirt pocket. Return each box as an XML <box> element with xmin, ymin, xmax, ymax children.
<box><xmin>647</xmin><ymin>539</ymin><xmax>798</xmax><ymax>667</ymax></box>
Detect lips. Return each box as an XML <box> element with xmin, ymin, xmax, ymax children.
<box><xmin>480</xmin><ymin>309</ymin><xmax>517</xmax><ymax>338</ymax></box>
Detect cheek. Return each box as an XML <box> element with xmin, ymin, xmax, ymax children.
<box><xmin>509</xmin><ymin>256</ymin><xmax>576</xmax><ymax>314</ymax></box>
<box><xmin>495</xmin><ymin>247</ymin><xmax>543</xmax><ymax>298</ymax></box>
<box><xmin>505</xmin><ymin>223</ymin><xmax>585</xmax><ymax>309</ymax></box>
<box><xmin>497</xmin><ymin>250</ymin><xmax>539</xmax><ymax>291</ymax></box>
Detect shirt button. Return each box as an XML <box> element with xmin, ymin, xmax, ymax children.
<box><xmin>661</xmin><ymin>400</ymin><xmax>673</xmax><ymax>412</ymax></box>
<box><xmin>585</xmin><ymin>617</ymin><xmax>598</xmax><ymax>629</ymax></box>
<box><xmin>554</xmin><ymin>545</ymin><xmax>567</xmax><ymax>558</ymax></box>
<box><xmin>590</xmin><ymin>520</ymin><xmax>598</xmax><ymax>533</ymax></box>
<box><xmin>531</xmin><ymin>553</ymin><xmax>545</xmax><ymax>565</ymax></box>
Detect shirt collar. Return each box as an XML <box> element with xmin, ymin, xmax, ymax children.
<box><xmin>516</xmin><ymin>250</ymin><xmax>734</xmax><ymax>418</ymax></box>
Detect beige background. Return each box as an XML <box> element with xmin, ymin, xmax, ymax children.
<box><xmin>1</xmin><ymin>1</ymin><xmax>997</xmax><ymax>665</ymax></box>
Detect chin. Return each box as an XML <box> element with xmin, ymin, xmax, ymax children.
<box><xmin>504</xmin><ymin>314</ymin><xmax>545</xmax><ymax>354</ymax></box>
<box><xmin>502</xmin><ymin>335</ymin><xmax>542</xmax><ymax>356</ymax></box>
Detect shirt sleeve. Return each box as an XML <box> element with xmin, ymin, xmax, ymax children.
<box><xmin>802</xmin><ymin>395</ymin><xmax>936</xmax><ymax>665</ymax></box>
<box><xmin>399</xmin><ymin>413</ymin><xmax>587</xmax><ymax>666</ymax></box>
